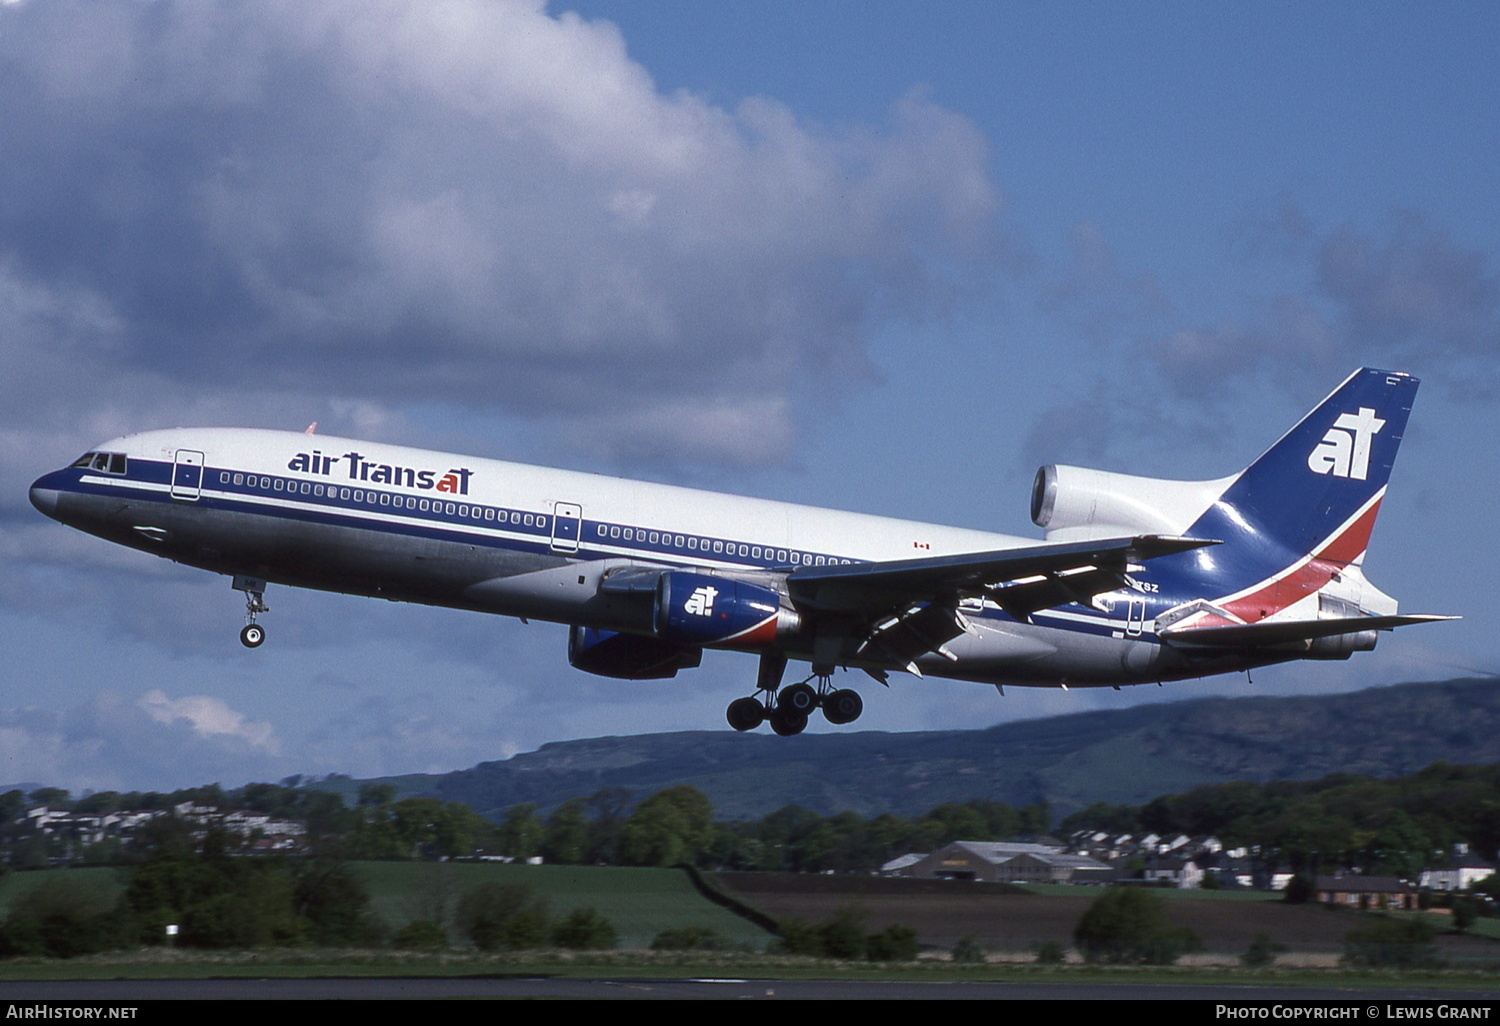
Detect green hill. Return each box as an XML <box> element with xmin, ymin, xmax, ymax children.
<box><xmin>355</xmin><ymin>677</ymin><xmax>1500</xmax><ymax>820</ymax></box>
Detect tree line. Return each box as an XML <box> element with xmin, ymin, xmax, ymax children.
<box><xmin>13</xmin><ymin>758</ymin><xmax>1500</xmax><ymax>879</ymax></box>
<box><xmin>1058</xmin><ymin>761</ymin><xmax>1500</xmax><ymax>878</ymax></box>
<box><xmin>5</xmin><ymin>779</ymin><xmax>1050</xmax><ymax>873</ymax></box>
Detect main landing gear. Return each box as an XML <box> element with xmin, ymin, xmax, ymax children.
<box><xmin>233</xmin><ymin>575</ymin><xmax>269</xmax><ymax>649</ymax></box>
<box><xmin>725</xmin><ymin>652</ymin><xmax>863</xmax><ymax>735</ymax></box>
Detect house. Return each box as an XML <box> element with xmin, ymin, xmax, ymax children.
<box><xmin>1420</xmin><ymin>851</ymin><xmax>1496</xmax><ymax>893</ymax></box>
<box><xmin>1141</xmin><ymin>855</ymin><xmax>1204</xmax><ymax>889</ymax></box>
<box><xmin>1316</xmin><ymin>875</ymin><xmax>1419</xmax><ymax>910</ymax></box>
<box><xmin>897</xmin><ymin>841</ymin><xmax>1110</xmax><ymax>884</ymax></box>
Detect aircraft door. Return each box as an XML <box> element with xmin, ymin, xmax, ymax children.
<box><xmin>171</xmin><ymin>449</ymin><xmax>205</xmax><ymax>501</ymax></box>
<box><xmin>551</xmin><ymin>502</ymin><xmax>582</xmax><ymax>553</ymax></box>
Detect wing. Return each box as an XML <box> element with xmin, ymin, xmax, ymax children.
<box><xmin>787</xmin><ymin>535</ymin><xmax>1218</xmax><ymax>676</ymax></box>
<box><xmin>596</xmin><ymin>535</ymin><xmax>1217</xmax><ymax>678</ymax></box>
<box><xmin>786</xmin><ymin>535</ymin><xmax>1217</xmax><ymax>618</ymax></box>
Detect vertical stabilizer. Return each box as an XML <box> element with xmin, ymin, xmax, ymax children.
<box><xmin>1185</xmin><ymin>369</ymin><xmax>1418</xmax><ymax>603</ymax></box>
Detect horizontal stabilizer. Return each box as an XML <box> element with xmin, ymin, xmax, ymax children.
<box><xmin>1161</xmin><ymin>614</ymin><xmax>1458</xmax><ymax>648</ymax></box>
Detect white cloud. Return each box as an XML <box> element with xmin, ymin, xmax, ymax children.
<box><xmin>140</xmin><ymin>689</ymin><xmax>279</xmax><ymax>752</ymax></box>
<box><xmin>0</xmin><ymin>0</ymin><xmax>1003</xmax><ymax>468</ymax></box>
<box><xmin>1142</xmin><ymin>208</ymin><xmax>1500</xmax><ymax>400</ymax></box>
<box><xmin>0</xmin><ymin>690</ymin><xmax>288</xmax><ymax>793</ymax></box>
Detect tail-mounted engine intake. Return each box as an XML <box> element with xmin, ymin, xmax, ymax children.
<box><xmin>1032</xmin><ymin>464</ymin><xmax>1232</xmax><ymax>542</ymax></box>
<box><xmin>655</xmin><ymin>571</ymin><xmax>799</xmax><ymax>648</ymax></box>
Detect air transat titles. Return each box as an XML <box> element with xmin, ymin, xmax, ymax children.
<box><xmin>285</xmin><ymin>449</ymin><xmax>474</xmax><ymax>495</ymax></box>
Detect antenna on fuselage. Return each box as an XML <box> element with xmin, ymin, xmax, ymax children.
<box><xmin>305</xmin><ymin>422</ymin><xmax>318</xmax><ymax>435</ymax></box>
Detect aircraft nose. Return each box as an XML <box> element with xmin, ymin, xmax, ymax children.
<box><xmin>29</xmin><ymin>481</ymin><xmax>60</xmax><ymax>519</ymax></box>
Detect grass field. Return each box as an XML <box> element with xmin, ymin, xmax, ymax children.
<box><xmin>356</xmin><ymin>862</ymin><xmax>769</xmax><ymax>948</ymax></box>
<box><xmin>0</xmin><ymin>866</ymin><xmax>121</xmax><ymax>913</ymax></box>
<box><xmin>0</xmin><ymin>862</ymin><xmax>771</xmax><ymax>950</ymax></box>
<box><xmin>3</xmin><ymin>864</ymin><xmax>1498</xmax><ymax>973</ymax></box>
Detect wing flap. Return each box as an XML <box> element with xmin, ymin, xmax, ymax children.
<box><xmin>855</xmin><ymin>602</ymin><xmax>972</xmax><ymax>675</ymax></box>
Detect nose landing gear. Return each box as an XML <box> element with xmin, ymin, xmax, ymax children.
<box><xmin>233</xmin><ymin>575</ymin><xmax>269</xmax><ymax>648</ymax></box>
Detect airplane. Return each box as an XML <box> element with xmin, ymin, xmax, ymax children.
<box><xmin>29</xmin><ymin>367</ymin><xmax>1453</xmax><ymax>736</ymax></box>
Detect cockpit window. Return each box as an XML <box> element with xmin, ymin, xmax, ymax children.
<box><xmin>71</xmin><ymin>451</ymin><xmax>127</xmax><ymax>475</ymax></box>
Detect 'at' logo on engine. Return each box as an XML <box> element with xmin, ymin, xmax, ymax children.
<box><xmin>683</xmin><ymin>586</ymin><xmax>718</xmax><ymax>616</ymax></box>
<box><xmin>1307</xmin><ymin>407</ymin><xmax>1384</xmax><ymax>481</ymax></box>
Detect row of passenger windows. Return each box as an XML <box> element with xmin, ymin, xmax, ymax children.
<box><xmin>218</xmin><ymin>472</ymin><xmax>548</xmax><ymax>527</ymax></box>
<box><xmin>215</xmin><ymin>470</ymin><xmax>848</xmax><ymax>566</ymax></box>
<box><xmin>591</xmin><ymin>522</ymin><xmax>846</xmax><ymax>566</ymax></box>
<box><xmin>72</xmin><ymin>452</ymin><xmax>127</xmax><ymax>474</ymax></box>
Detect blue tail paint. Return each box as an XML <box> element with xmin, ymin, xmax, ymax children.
<box><xmin>1186</xmin><ymin>367</ymin><xmax>1418</xmax><ymax>603</ymax></box>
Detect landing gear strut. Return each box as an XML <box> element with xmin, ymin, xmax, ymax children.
<box><xmin>723</xmin><ymin>652</ymin><xmax>864</xmax><ymax>735</ymax></box>
<box><xmin>233</xmin><ymin>575</ymin><xmax>269</xmax><ymax>649</ymax></box>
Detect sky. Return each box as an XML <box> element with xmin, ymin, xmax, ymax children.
<box><xmin>1</xmin><ymin>0</ymin><xmax>1497</xmax><ymax>795</ymax></box>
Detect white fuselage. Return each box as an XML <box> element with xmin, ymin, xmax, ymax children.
<box><xmin>33</xmin><ymin>427</ymin><xmax>1217</xmax><ymax>689</ymax></box>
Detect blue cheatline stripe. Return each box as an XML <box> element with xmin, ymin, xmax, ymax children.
<box><xmin>63</xmin><ymin>459</ymin><xmax>857</xmax><ymax>573</ymax></box>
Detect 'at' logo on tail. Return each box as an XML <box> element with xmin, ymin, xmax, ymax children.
<box><xmin>1307</xmin><ymin>407</ymin><xmax>1386</xmax><ymax>480</ymax></box>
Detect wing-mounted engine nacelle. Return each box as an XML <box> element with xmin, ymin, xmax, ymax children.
<box><xmin>568</xmin><ymin>625</ymin><xmax>703</xmax><ymax>680</ymax></box>
<box><xmin>655</xmin><ymin>571</ymin><xmax>799</xmax><ymax>648</ymax></box>
<box><xmin>1032</xmin><ymin>464</ymin><xmax>1233</xmax><ymax>542</ymax></box>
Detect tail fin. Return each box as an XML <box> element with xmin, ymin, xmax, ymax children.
<box><xmin>1188</xmin><ymin>368</ymin><xmax>1417</xmax><ymax>588</ymax></box>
